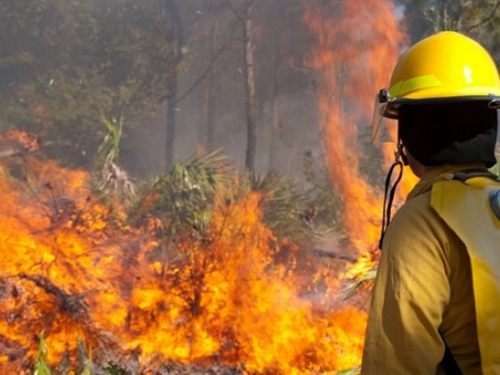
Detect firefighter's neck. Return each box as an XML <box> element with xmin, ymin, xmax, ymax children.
<box><xmin>406</xmin><ymin>150</ymin><xmax>489</xmax><ymax>179</ymax></box>
<box><xmin>406</xmin><ymin>150</ymin><xmax>429</xmax><ymax>179</ymax></box>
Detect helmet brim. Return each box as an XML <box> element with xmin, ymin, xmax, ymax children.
<box><xmin>384</xmin><ymin>95</ymin><xmax>500</xmax><ymax>119</ymax></box>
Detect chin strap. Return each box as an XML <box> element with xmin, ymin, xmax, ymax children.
<box><xmin>378</xmin><ymin>143</ymin><xmax>407</xmax><ymax>249</ymax></box>
<box><xmin>398</xmin><ymin>142</ymin><xmax>409</xmax><ymax>166</ymax></box>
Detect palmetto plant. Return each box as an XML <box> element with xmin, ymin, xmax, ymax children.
<box><xmin>247</xmin><ymin>171</ymin><xmax>340</xmax><ymax>244</ymax></box>
<box><xmin>93</xmin><ymin>114</ymin><xmax>136</xmax><ymax>203</ymax></box>
<box><xmin>129</xmin><ymin>149</ymin><xmax>230</xmax><ymax>234</ymax></box>
<box><xmin>33</xmin><ymin>333</ymin><xmax>51</xmax><ymax>375</ymax></box>
<box><xmin>33</xmin><ymin>136</ymin><xmax>347</xmax><ymax>373</ymax></box>
<box><xmin>128</xmin><ymin>150</ymin><xmax>341</xmax><ymax>247</ymax></box>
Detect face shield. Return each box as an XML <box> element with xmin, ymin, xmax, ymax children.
<box><xmin>493</xmin><ymin>102</ymin><xmax>500</xmax><ymax>170</ymax></box>
<box><xmin>371</xmin><ymin>89</ymin><xmax>398</xmax><ymax>144</ymax></box>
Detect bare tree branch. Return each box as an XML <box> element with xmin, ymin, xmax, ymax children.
<box><xmin>169</xmin><ymin>21</ymin><xmax>237</xmax><ymax>104</ymax></box>
<box><xmin>464</xmin><ymin>0</ymin><xmax>500</xmax><ymax>32</ymax></box>
<box><xmin>225</xmin><ymin>0</ymin><xmax>255</xmax><ymax>25</ymax></box>
<box><xmin>225</xmin><ymin>0</ymin><xmax>244</xmax><ymax>25</ymax></box>
<box><xmin>313</xmin><ymin>249</ymin><xmax>356</xmax><ymax>262</ymax></box>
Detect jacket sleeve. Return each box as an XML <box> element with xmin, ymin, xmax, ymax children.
<box><xmin>361</xmin><ymin>194</ymin><xmax>450</xmax><ymax>374</ymax></box>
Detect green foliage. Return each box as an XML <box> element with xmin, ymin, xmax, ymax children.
<box><xmin>336</xmin><ymin>368</ymin><xmax>361</xmax><ymax>375</ymax></box>
<box><xmin>76</xmin><ymin>338</ymin><xmax>96</xmax><ymax>375</ymax></box>
<box><xmin>249</xmin><ymin>172</ymin><xmax>313</xmax><ymax>241</ymax></box>
<box><xmin>97</xmin><ymin>114</ymin><xmax>124</xmax><ymax>166</ymax></box>
<box><xmin>248</xmin><ymin>169</ymin><xmax>340</xmax><ymax>244</ymax></box>
<box><xmin>342</xmin><ymin>268</ymin><xmax>377</xmax><ymax>299</ymax></box>
<box><xmin>0</xmin><ymin>0</ymin><xmax>178</xmax><ymax>166</ymax></box>
<box><xmin>93</xmin><ymin>114</ymin><xmax>136</xmax><ymax>202</ymax></box>
<box><xmin>103</xmin><ymin>363</ymin><xmax>129</xmax><ymax>375</ymax></box>
<box><xmin>397</xmin><ymin>0</ymin><xmax>500</xmax><ymax>63</ymax></box>
<box><xmin>129</xmin><ymin>149</ymin><xmax>341</xmax><ymax>246</ymax></box>
<box><xmin>130</xmin><ymin>150</ymin><xmax>229</xmax><ymax>236</ymax></box>
<box><xmin>300</xmin><ymin>150</ymin><xmax>343</xmax><ymax>235</ymax></box>
<box><xmin>33</xmin><ymin>333</ymin><xmax>130</xmax><ymax>374</ymax></box>
<box><xmin>34</xmin><ymin>333</ymin><xmax>52</xmax><ymax>375</ymax></box>
<box><xmin>421</xmin><ymin>0</ymin><xmax>500</xmax><ymax>35</ymax></box>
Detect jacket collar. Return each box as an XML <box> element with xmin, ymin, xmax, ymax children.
<box><xmin>407</xmin><ymin>163</ymin><xmax>489</xmax><ymax>201</ymax></box>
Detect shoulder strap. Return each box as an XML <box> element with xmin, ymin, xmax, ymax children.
<box><xmin>452</xmin><ymin>168</ymin><xmax>499</xmax><ymax>182</ymax></box>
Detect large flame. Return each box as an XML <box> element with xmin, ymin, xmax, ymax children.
<box><xmin>0</xmin><ymin>2</ymin><xmax>423</xmax><ymax>373</ymax></box>
<box><xmin>0</xmin><ymin>145</ymin><xmax>366</xmax><ymax>373</ymax></box>
<box><xmin>304</xmin><ymin>0</ymin><xmax>417</xmax><ymax>256</ymax></box>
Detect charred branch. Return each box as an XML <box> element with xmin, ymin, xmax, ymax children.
<box><xmin>0</xmin><ymin>137</ymin><xmax>50</xmax><ymax>158</ymax></box>
<box><xmin>18</xmin><ymin>273</ymin><xmax>90</xmax><ymax>318</ymax></box>
<box><xmin>312</xmin><ymin>249</ymin><xmax>356</xmax><ymax>262</ymax></box>
<box><xmin>0</xmin><ymin>334</ymin><xmax>27</xmax><ymax>362</ymax></box>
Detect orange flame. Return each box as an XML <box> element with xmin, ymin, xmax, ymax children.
<box><xmin>0</xmin><ymin>148</ymin><xmax>366</xmax><ymax>373</ymax></box>
<box><xmin>303</xmin><ymin>0</ymin><xmax>417</xmax><ymax>257</ymax></box>
<box><xmin>0</xmin><ymin>2</ymin><xmax>423</xmax><ymax>372</ymax></box>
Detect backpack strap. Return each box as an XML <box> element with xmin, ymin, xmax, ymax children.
<box><xmin>452</xmin><ymin>168</ymin><xmax>499</xmax><ymax>182</ymax></box>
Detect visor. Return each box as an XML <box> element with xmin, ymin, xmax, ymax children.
<box><xmin>371</xmin><ymin>92</ymin><xmax>398</xmax><ymax>144</ymax></box>
<box><xmin>370</xmin><ymin>88</ymin><xmax>500</xmax><ymax>144</ymax></box>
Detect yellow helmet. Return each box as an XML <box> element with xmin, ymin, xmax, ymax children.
<box><xmin>372</xmin><ymin>31</ymin><xmax>500</xmax><ymax>141</ymax></box>
<box><xmin>381</xmin><ymin>31</ymin><xmax>500</xmax><ymax>115</ymax></box>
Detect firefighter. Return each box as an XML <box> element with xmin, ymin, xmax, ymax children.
<box><xmin>361</xmin><ymin>31</ymin><xmax>500</xmax><ymax>374</ymax></box>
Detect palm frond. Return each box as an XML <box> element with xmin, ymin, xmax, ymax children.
<box><xmin>91</xmin><ymin>114</ymin><xmax>136</xmax><ymax>205</ymax></box>
<box><xmin>33</xmin><ymin>333</ymin><xmax>52</xmax><ymax>375</ymax></box>
<box><xmin>129</xmin><ymin>150</ymin><xmax>229</xmax><ymax>233</ymax></box>
<box><xmin>342</xmin><ymin>267</ymin><xmax>377</xmax><ymax>299</ymax></box>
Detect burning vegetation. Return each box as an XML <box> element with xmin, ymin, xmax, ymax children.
<box><xmin>0</xmin><ymin>1</ymin><xmax>421</xmax><ymax>373</ymax></box>
<box><xmin>0</xmin><ymin>131</ymin><xmax>367</xmax><ymax>374</ymax></box>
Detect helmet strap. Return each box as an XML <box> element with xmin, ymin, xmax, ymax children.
<box><xmin>397</xmin><ymin>141</ymin><xmax>409</xmax><ymax>166</ymax></box>
<box><xmin>379</xmin><ymin>146</ymin><xmax>404</xmax><ymax>249</ymax></box>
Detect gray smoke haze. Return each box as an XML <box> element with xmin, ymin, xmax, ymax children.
<box><xmin>121</xmin><ymin>0</ymin><xmax>329</xmax><ymax>180</ymax></box>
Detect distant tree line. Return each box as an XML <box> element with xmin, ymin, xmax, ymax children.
<box><xmin>0</xmin><ymin>0</ymin><xmax>499</xmax><ymax>176</ymax></box>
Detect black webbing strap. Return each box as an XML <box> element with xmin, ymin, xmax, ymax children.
<box><xmin>452</xmin><ymin>168</ymin><xmax>499</xmax><ymax>182</ymax></box>
<box><xmin>440</xmin><ymin>338</ymin><xmax>463</xmax><ymax>375</ymax></box>
<box><xmin>378</xmin><ymin>160</ymin><xmax>403</xmax><ymax>249</ymax></box>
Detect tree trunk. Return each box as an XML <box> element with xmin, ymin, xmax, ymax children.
<box><xmin>268</xmin><ymin>68</ymin><xmax>280</xmax><ymax>172</ymax></box>
<box><xmin>206</xmin><ymin>20</ymin><xmax>218</xmax><ymax>152</ymax></box>
<box><xmin>162</xmin><ymin>0</ymin><xmax>184</xmax><ymax>169</ymax></box>
<box><xmin>243</xmin><ymin>2</ymin><xmax>257</xmax><ymax>173</ymax></box>
<box><xmin>165</xmin><ymin>73</ymin><xmax>177</xmax><ymax>168</ymax></box>
<box><xmin>268</xmin><ymin>27</ymin><xmax>283</xmax><ymax>173</ymax></box>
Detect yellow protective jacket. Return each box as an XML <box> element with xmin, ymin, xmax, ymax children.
<box><xmin>361</xmin><ymin>164</ymin><xmax>500</xmax><ymax>374</ymax></box>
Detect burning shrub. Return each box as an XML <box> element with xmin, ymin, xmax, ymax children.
<box><xmin>0</xmin><ymin>134</ymin><xmax>366</xmax><ymax>374</ymax></box>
